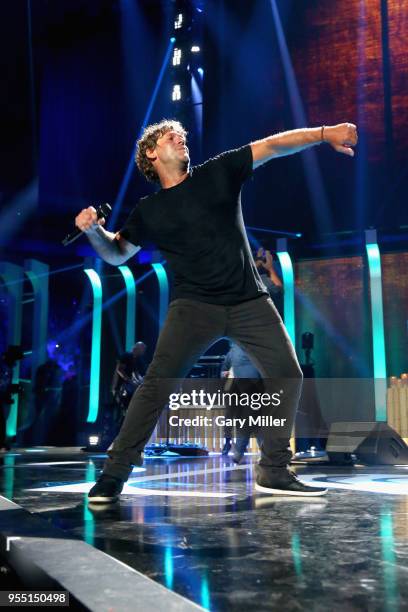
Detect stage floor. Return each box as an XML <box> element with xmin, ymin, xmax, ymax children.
<box><xmin>1</xmin><ymin>449</ymin><xmax>408</xmax><ymax>610</ymax></box>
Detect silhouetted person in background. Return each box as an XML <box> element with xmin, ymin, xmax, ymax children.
<box><xmin>221</xmin><ymin>342</ymin><xmax>262</xmax><ymax>462</ymax></box>
<box><xmin>31</xmin><ymin>357</ymin><xmax>63</xmax><ymax>445</ymax></box>
<box><xmin>255</xmin><ymin>248</ymin><xmax>283</xmax><ymax>316</ymax></box>
<box><xmin>111</xmin><ymin>342</ymin><xmax>147</xmax><ymax>415</ymax></box>
<box><xmin>0</xmin><ymin>354</ymin><xmax>12</xmax><ymax>451</ymax></box>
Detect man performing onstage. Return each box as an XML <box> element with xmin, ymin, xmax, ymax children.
<box><xmin>75</xmin><ymin>120</ymin><xmax>357</xmax><ymax>502</ymax></box>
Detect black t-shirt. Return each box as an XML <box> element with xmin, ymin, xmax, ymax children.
<box><xmin>120</xmin><ymin>145</ymin><xmax>268</xmax><ymax>305</ymax></box>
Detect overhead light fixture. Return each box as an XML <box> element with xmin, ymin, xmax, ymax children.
<box><xmin>174</xmin><ymin>13</ymin><xmax>183</xmax><ymax>29</ymax></box>
<box><xmin>191</xmin><ymin>46</ymin><xmax>200</xmax><ymax>53</ymax></box>
<box><xmin>172</xmin><ymin>84</ymin><xmax>181</xmax><ymax>101</ymax></box>
<box><xmin>172</xmin><ymin>48</ymin><xmax>182</xmax><ymax>66</ymax></box>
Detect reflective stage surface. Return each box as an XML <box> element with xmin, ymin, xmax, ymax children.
<box><xmin>2</xmin><ymin>449</ymin><xmax>408</xmax><ymax>611</ymax></box>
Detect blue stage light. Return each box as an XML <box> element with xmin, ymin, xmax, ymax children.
<box><xmin>276</xmin><ymin>241</ymin><xmax>296</xmax><ymax>346</ymax></box>
<box><xmin>118</xmin><ymin>266</ymin><xmax>136</xmax><ymax>352</ymax></box>
<box><xmin>84</xmin><ymin>268</ymin><xmax>102</xmax><ymax>424</ymax></box>
<box><xmin>365</xmin><ymin>230</ymin><xmax>387</xmax><ymax>422</ymax></box>
<box><xmin>152</xmin><ymin>264</ymin><xmax>169</xmax><ymax>330</ymax></box>
<box><xmin>270</xmin><ymin>0</ymin><xmax>333</xmax><ymax>236</ymax></box>
<box><xmin>109</xmin><ymin>39</ymin><xmax>174</xmax><ymax>230</ymax></box>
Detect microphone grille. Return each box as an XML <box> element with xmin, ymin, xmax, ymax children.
<box><xmin>98</xmin><ymin>202</ymin><xmax>112</xmax><ymax>218</ymax></box>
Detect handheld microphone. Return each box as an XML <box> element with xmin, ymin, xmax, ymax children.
<box><xmin>62</xmin><ymin>203</ymin><xmax>112</xmax><ymax>246</ymax></box>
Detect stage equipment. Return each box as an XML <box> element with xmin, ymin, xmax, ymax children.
<box><xmin>188</xmin><ymin>355</ymin><xmax>224</xmax><ymax>379</ymax></box>
<box><xmin>88</xmin><ymin>435</ymin><xmax>100</xmax><ymax>447</ymax></box>
<box><xmin>145</xmin><ymin>442</ymin><xmax>208</xmax><ymax>457</ymax></box>
<box><xmin>62</xmin><ymin>203</ymin><xmax>111</xmax><ymax>246</ymax></box>
<box><xmin>326</xmin><ymin>421</ymin><xmax>408</xmax><ymax>465</ymax></box>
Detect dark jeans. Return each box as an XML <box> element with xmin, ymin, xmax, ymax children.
<box><xmin>103</xmin><ymin>296</ymin><xmax>303</xmax><ymax>480</ymax></box>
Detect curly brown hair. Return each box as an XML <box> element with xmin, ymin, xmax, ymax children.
<box><xmin>135</xmin><ymin>119</ymin><xmax>187</xmax><ymax>183</ymax></box>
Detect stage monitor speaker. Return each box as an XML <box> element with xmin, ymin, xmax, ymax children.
<box><xmin>145</xmin><ymin>443</ymin><xmax>209</xmax><ymax>457</ymax></box>
<box><xmin>326</xmin><ymin>421</ymin><xmax>408</xmax><ymax>465</ymax></box>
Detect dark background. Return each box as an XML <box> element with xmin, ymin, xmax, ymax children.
<box><xmin>1</xmin><ymin>0</ymin><xmax>407</xmax><ymax>253</ymax></box>
<box><xmin>1</xmin><ymin>0</ymin><xmax>407</xmax><ymax>441</ymax></box>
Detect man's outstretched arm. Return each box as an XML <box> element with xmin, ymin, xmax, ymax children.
<box><xmin>75</xmin><ymin>206</ymin><xmax>140</xmax><ymax>265</ymax></box>
<box><xmin>250</xmin><ymin>123</ymin><xmax>358</xmax><ymax>169</ymax></box>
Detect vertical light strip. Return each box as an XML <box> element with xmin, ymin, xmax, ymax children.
<box><xmin>365</xmin><ymin>230</ymin><xmax>387</xmax><ymax>421</ymax></box>
<box><xmin>118</xmin><ymin>266</ymin><xmax>136</xmax><ymax>351</ymax></box>
<box><xmin>380</xmin><ymin>511</ymin><xmax>398</xmax><ymax>607</ymax></box>
<box><xmin>276</xmin><ymin>239</ymin><xmax>295</xmax><ymax>346</ymax></box>
<box><xmin>84</xmin><ymin>269</ymin><xmax>102</xmax><ymax>423</ymax></box>
<box><xmin>152</xmin><ymin>263</ymin><xmax>169</xmax><ymax>329</ymax></box>
<box><xmin>84</xmin><ymin>461</ymin><xmax>96</xmax><ymax>546</ymax></box>
<box><xmin>0</xmin><ymin>263</ymin><xmax>23</xmax><ymax>437</ymax></box>
<box><xmin>164</xmin><ymin>547</ymin><xmax>173</xmax><ymax>589</ymax></box>
<box><xmin>201</xmin><ymin>576</ymin><xmax>210</xmax><ymax>610</ymax></box>
<box><xmin>291</xmin><ymin>532</ymin><xmax>303</xmax><ymax>577</ymax></box>
<box><xmin>4</xmin><ymin>454</ymin><xmax>16</xmax><ymax>500</ymax></box>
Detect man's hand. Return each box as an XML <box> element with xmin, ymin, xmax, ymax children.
<box><xmin>323</xmin><ymin>123</ymin><xmax>358</xmax><ymax>157</ymax></box>
<box><xmin>73</xmin><ymin>207</ymin><xmax>140</xmax><ymax>265</ymax></box>
<box><xmin>255</xmin><ymin>247</ymin><xmax>264</xmax><ymax>269</ymax></box>
<box><xmin>262</xmin><ymin>250</ymin><xmax>274</xmax><ymax>272</ymax></box>
<box><xmin>251</xmin><ymin>123</ymin><xmax>358</xmax><ymax>167</ymax></box>
<box><xmin>255</xmin><ymin>248</ymin><xmax>274</xmax><ymax>271</ymax></box>
<box><xmin>75</xmin><ymin>206</ymin><xmax>106</xmax><ymax>233</ymax></box>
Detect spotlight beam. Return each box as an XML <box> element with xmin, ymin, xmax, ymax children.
<box><xmin>295</xmin><ymin>288</ymin><xmax>370</xmax><ymax>376</ymax></box>
<box><xmin>269</xmin><ymin>0</ymin><xmax>333</xmax><ymax>236</ymax></box>
<box><xmin>246</xmin><ymin>226</ymin><xmax>301</xmax><ymax>238</ymax></box>
<box><xmin>109</xmin><ymin>39</ymin><xmax>175</xmax><ymax>231</ymax></box>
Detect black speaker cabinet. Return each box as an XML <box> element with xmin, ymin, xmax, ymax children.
<box><xmin>326</xmin><ymin>421</ymin><xmax>408</xmax><ymax>465</ymax></box>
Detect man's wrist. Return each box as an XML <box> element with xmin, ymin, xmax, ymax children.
<box><xmin>320</xmin><ymin>125</ymin><xmax>335</xmax><ymax>144</ymax></box>
<box><xmin>306</xmin><ymin>127</ymin><xmax>325</xmax><ymax>145</ymax></box>
<box><xmin>84</xmin><ymin>224</ymin><xmax>98</xmax><ymax>235</ymax></box>
<box><xmin>86</xmin><ymin>224</ymin><xmax>105</xmax><ymax>236</ymax></box>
